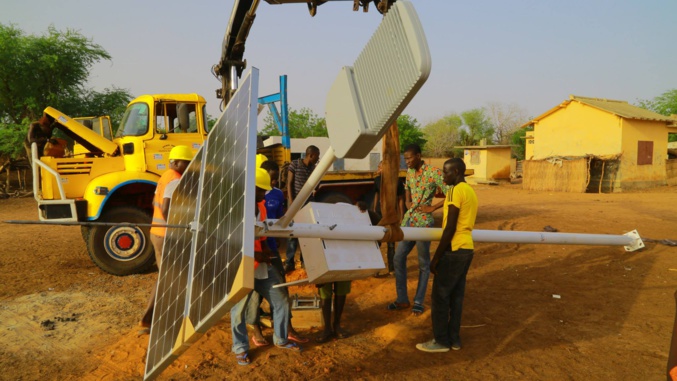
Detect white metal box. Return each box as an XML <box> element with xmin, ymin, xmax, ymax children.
<box><xmin>295</xmin><ymin>202</ymin><xmax>385</xmax><ymax>283</ymax></box>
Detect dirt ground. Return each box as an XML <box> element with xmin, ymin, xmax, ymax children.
<box><xmin>1</xmin><ymin>183</ymin><xmax>677</xmax><ymax>381</ymax></box>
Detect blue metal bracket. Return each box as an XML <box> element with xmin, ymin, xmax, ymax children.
<box><xmin>258</xmin><ymin>75</ymin><xmax>290</xmax><ymax>149</ymax></box>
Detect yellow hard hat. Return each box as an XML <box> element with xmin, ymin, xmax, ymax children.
<box><xmin>255</xmin><ymin>167</ymin><xmax>272</xmax><ymax>191</ymax></box>
<box><xmin>169</xmin><ymin>145</ymin><xmax>193</xmax><ymax>161</ymax></box>
<box><xmin>256</xmin><ymin>154</ymin><xmax>269</xmax><ymax>168</ymax></box>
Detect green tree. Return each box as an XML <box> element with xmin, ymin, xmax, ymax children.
<box><xmin>459</xmin><ymin>108</ymin><xmax>494</xmax><ymax>146</ymax></box>
<box><xmin>0</xmin><ymin>24</ymin><xmax>133</xmax><ymax>159</ymax></box>
<box><xmin>397</xmin><ymin>114</ymin><xmax>426</xmax><ymax>152</ymax></box>
<box><xmin>509</xmin><ymin>125</ymin><xmax>533</xmax><ymax>160</ymax></box>
<box><xmin>637</xmin><ymin>89</ymin><xmax>677</xmax><ymax>117</ymax></box>
<box><xmin>260</xmin><ymin>107</ymin><xmax>327</xmax><ymax>138</ymax></box>
<box><xmin>422</xmin><ymin>113</ymin><xmax>461</xmax><ymax>157</ymax></box>
<box><xmin>0</xmin><ymin>24</ymin><xmax>112</xmax><ymax>123</ymax></box>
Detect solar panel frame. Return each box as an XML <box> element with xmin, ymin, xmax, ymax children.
<box><xmin>144</xmin><ymin>68</ymin><xmax>258</xmax><ymax>380</ymax></box>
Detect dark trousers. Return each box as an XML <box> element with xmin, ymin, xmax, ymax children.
<box><xmin>431</xmin><ymin>248</ymin><xmax>474</xmax><ymax>347</ymax></box>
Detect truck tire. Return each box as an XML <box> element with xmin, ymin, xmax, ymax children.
<box><xmin>80</xmin><ymin>226</ymin><xmax>91</xmax><ymax>242</ymax></box>
<box><xmin>86</xmin><ymin>206</ymin><xmax>155</xmax><ymax>276</ymax></box>
<box><xmin>315</xmin><ymin>191</ymin><xmax>352</xmax><ymax>204</ymax></box>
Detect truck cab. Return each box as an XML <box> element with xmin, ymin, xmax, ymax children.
<box><xmin>33</xmin><ymin>94</ymin><xmax>209</xmax><ymax>275</ymax></box>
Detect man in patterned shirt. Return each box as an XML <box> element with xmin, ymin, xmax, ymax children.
<box><xmin>387</xmin><ymin>144</ymin><xmax>448</xmax><ymax>316</ymax></box>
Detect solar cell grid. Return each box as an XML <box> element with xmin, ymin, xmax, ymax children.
<box><xmin>144</xmin><ymin>69</ymin><xmax>258</xmax><ymax>380</ymax></box>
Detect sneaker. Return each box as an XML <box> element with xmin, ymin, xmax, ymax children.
<box><xmin>416</xmin><ymin>339</ymin><xmax>450</xmax><ymax>353</ymax></box>
<box><xmin>451</xmin><ymin>339</ymin><xmax>461</xmax><ymax>351</ymax></box>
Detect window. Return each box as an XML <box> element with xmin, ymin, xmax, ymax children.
<box><xmin>637</xmin><ymin>141</ymin><xmax>653</xmax><ymax>165</ymax></box>
<box><xmin>116</xmin><ymin>103</ymin><xmax>149</xmax><ymax>137</ymax></box>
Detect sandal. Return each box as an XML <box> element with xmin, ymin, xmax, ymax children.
<box><xmin>288</xmin><ymin>332</ymin><xmax>310</xmax><ymax>343</ymax></box>
<box><xmin>252</xmin><ymin>336</ymin><xmax>269</xmax><ymax>347</ymax></box>
<box><xmin>235</xmin><ymin>351</ymin><xmax>250</xmax><ymax>366</ymax></box>
<box><xmin>387</xmin><ymin>301</ymin><xmax>411</xmax><ymax>311</ymax></box>
<box><xmin>276</xmin><ymin>341</ymin><xmax>302</xmax><ymax>352</ymax></box>
<box><xmin>316</xmin><ymin>331</ymin><xmax>335</xmax><ymax>343</ymax></box>
<box><xmin>412</xmin><ymin>303</ymin><xmax>424</xmax><ymax>316</ymax></box>
<box><xmin>335</xmin><ymin>328</ymin><xmax>350</xmax><ymax>339</ymax></box>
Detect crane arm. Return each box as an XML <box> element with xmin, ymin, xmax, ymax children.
<box><xmin>214</xmin><ymin>0</ymin><xmax>395</xmax><ymax>109</ymax></box>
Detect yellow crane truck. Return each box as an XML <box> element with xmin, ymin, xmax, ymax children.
<box><xmin>32</xmin><ymin>94</ymin><xmax>209</xmax><ymax>275</ymax></box>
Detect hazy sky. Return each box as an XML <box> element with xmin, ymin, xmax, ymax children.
<box><xmin>2</xmin><ymin>0</ymin><xmax>676</xmax><ymax>126</ymax></box>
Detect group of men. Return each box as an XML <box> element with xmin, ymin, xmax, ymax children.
<box><xmin>142</xmin><ymin>142</ymin><xmax>478</xmax><ymax>363</ymax></box>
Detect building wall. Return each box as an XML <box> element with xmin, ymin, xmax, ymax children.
<box><xmin>618</xmin><ymin>119</ymin><xmax>668</xmax><ymax>189</ymax></box>
<box><xmin>463</xmin><ymin>149</ymin><xmax>488</xmax><ymax>182</ymax></box>
<box><xmin>532</xmin><ymin>102</ymin><xmax>622</xmax><ymax>159</ymax></box>
<box><xmin>486</xmin><ymin>148</ymin><xmax>512</xmax><ymax>180</ymax></box>
<box><xmin>525</xmin><ymin>131</ymin><xmax>534</xmax><ymax>160</ymax></box>
<box><xmin>667</xmin><ymin>159</ymin><xmax>677</xmax><ymax>185</ymax></box>
<box><xmin>462</xmin><ymin>147</ymin><xmax>512</xmax><ymax>182</ymax></box>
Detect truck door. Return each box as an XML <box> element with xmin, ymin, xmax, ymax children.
<box><xmin>144</xmin><ymin>101</ymin><xmax>205</xmax><ymax>175</ymax></box>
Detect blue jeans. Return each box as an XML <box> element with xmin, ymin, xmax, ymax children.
<box><xmin>394</xmin><ymin>239</ymin><xmax>431</xmax><ymax>306</ymax></box>
<box><xmin>431</xmin><ymin>249</ymin><xmax>474</xmax><ymax>347</ymax></box>
<box><xmin>231</xmin><ymin>265</ymin><xmax>290</xmax><ymax>354</ymax></box>
<box><xmin>285</xmin><ymin>238</ymin><xmax>299</xmax><ymax>267</ymax></box>
<box><xmin>244</xmin><ymin>256</ymin><xmax>292</xmax><ymax>325</ymax></box>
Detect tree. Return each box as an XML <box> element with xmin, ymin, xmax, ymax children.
<box><xmin>422</xmin><ymin>113</ymin><xmax>461</xmax><ymax>157</ymax></box>
<box><xmin>260</xmin><ymin>107</ymin><xmax>327</xmax><ymax>138</ymax></box>
<box><xmin>459</xmin><ymin>108</ymin><xmax>494</xmax><ymax>146</ymax></box>
<box><xmin>509</xmin><ymin>125</ymin><xmax>532</xmax><ymax>160</ymax></box>
<box><xmin>486</xmin><ymin>101</ymin><xmax>529</xmax><ymax>144</ymax></box>
<box><xmin>0</xmin><ymin>24</ymin><xmax>113</xmax><ymax>124</ymax></box>
<box><xmin>397</xmin><ymin>114</ymin><xmax>426</xmax><ymax>152</ymax></box>
<box><xmin>0</xmin><ymin>24</ymin><xmax>133</xmax><ymax>159</ymax></box>
<box><xmin>637</xmin><ymin>89</ymin><xmax>677</xmax><ymax>117</ymax></box>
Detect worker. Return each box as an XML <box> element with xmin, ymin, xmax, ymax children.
<box><xmin>231</xmin><ymin>167</ymin><xmax>301</xmax><ymax>366</ymax></box>
<box><xmin>387</xmin><ymin>144</ymin><xmax>448</xmax><ymax>316</ymax></box>
<box><xmin>416</xmin><ymin>158</ymin><xmax>477</xmax><ymax>353</ymax></box>
<box><xmin>284</xmin><ymin>145</ymin><xmax>320</xmax><ymax>272</ymax></box>
<box><xmin>138</xmin><ymin>145</ymin><xmax>193</xmax><ymax>333</ymax></box>
<box><xmin>24</xmin><ymin>113</ymin><xmax>56</xmax><ymax>166</ymax></box>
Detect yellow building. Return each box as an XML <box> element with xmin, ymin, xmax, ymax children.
<box><xmin>523</xmin><ymin>95</ymin><xmax>677</xmax><ymax>192</ymax></box>
<box><xmin>455</xmin><ymin>144</ymin><xmax>514</xmax><ymax>183</ymax></box>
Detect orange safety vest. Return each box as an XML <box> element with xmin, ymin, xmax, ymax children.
<box><xmin>150</xmin><ymin>169</ymin><xmax>182</xmax><ymax>237</ymax></box>
<box><xmin>254</xmin><ymin>201</ymin><xmax>267</xmax><ymax>268</ymax></box>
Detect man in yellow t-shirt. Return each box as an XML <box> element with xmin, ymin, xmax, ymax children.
<box><xmin>416</xmin><ymin>157</ymin><xmax>478</xmax><ymax>353</ymax></box>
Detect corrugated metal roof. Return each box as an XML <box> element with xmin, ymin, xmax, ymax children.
<box><xmin>570</xmin><ymin>95</ymin><xmax>674</xmax><ymax>122</ymax></box>
<box><xmin>521</xmin><ymin>95</ymin><xmax>675</xmax><ymax>127</ymax></box>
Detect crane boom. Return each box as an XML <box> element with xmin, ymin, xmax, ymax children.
<box><xmin>214</xmin><ymin>0</ymin><xmax>395</xmax><ymax>109</ymax></box>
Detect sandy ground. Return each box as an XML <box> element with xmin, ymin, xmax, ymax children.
<box><xmin>1</xmin><ymin>183</ymin><xmax>677</xmax><ymax>380</ymax></box>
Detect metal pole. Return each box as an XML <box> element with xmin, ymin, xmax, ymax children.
<box><xmin>4</xmin><ymin>220</ymin><xmax>190</xmax><ymax>229</ymax></box>
<box><xmin>275</xmin><ymin>146</ymin><xmax>336</xmax><ymax>228</ymax></box>
<box><xmin>260</xmin><ymin>220</ymin><xmax>643</xmax><ymax>251</ymax></box>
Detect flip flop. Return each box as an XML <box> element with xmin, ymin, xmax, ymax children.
<box><xmin>288</xmin><ymin>332</ymin><xmax>310</xmax><ymax>343</ymax></box>
<box><xmin>252</xmin><ymin>336</ymin><xmax>270</xmax><ymax>347</ymax></box>
<box><xmin>137</xmin><ymin>327</ymin><xmax>151</xmax><ymax>336</ymax></box>
<box><xmin>276</xmin><ymin>341</ymin><xmax>302</xmax><ymax>352</ymax></box>
<box><xmin>235</xmin><ymin>351</ymin><xmax>251</xmax><ymax>366</ymax></box>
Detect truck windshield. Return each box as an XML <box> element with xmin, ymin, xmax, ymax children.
<box><xmin>116</xmin><ymin>103</ymin><xmax>149</xmax><ymax>137</ymax></box>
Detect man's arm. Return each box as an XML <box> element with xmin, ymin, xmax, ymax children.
<box><xmin>161</xmin><ymin>197</ymin><xmax>171</xmax><ymax>221</ymax></box>
<box><xmin>404</xmin><ymin>189</ymin><xmax>412</xmax><ymax>211</ymax></box>
<box><xmin>431</xmin><ymin>204</ymin><xmax>459</xmax><ymax>274</ymax></box>
<box><xmin>286</xmin><ymin>170</ymin><xmax>295</xmax><ymax>206</ymax></box>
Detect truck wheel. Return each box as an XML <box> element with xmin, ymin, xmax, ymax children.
<box><xmin>80</xmin><ymin>226</ymin><xmax>91</xmax><ymax>242</ymax></box>
<box><xmin>86</xmin><ymin>206</ymin><xmax>155</xmax><ymax>276</ymax></box>
<box><xmin>316</xmin><ymin>191</ymin><xmax>352</xmax><ymax>204</ymax></box>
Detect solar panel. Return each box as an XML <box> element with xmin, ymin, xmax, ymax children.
<box><xmin>144</xmin><ymin>68</ymin><xmax>259</xmax><ymax>380</ymax></box>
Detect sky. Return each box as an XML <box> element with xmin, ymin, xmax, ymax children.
<box><xmin>2</xmin><ymin>0</ymin><xmax>676</xmax><ymax>127</ymax></box>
